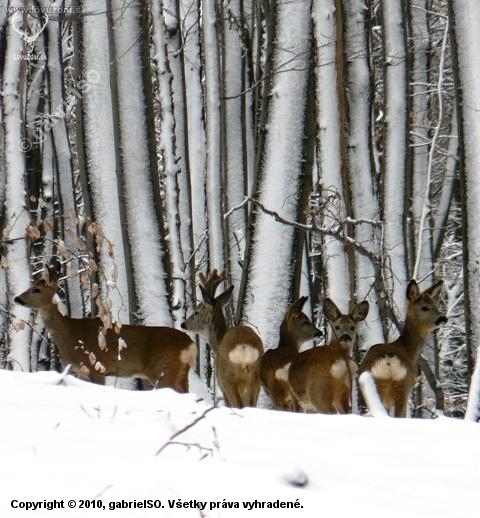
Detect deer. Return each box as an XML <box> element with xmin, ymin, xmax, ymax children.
<box><xmin>259</xmin><ymin>296</ymin><xmax>322</xmax><ymax>411</ymax></box>
<box><xmin>358</xmin><ymin>279</ymin><xmax>447</xmax><ymax>417</ymax></box>
<box><xmin>289</xmin><ymin>298</ymin><xmax>369</xmax><ymax>414</ymax></box>
<box><xmin>14</xmin><ymin>263</ymin><xmax>197</xmax><ymax>392</ymax></box>
<box><xmin>181</xmin><ymin>270</ymin><xmax>264</xmax><ymax>408</ymax></box>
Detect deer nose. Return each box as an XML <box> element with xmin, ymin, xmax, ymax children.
<box><xmin>14</xmin><ymin>296</ymin><xmax>24</xmax><ymax>305</ymax></box>
<box><xmin>436</xmin><ymin>316</ymin><xmax>448</xmax><ymax>326</ymax></box>
<box><xmin>339</xmin><ymin>334</ymin><xmax>352</xmax><ymax>343</ymax></box>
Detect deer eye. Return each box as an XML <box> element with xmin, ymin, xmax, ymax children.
<box><xmin>350</xmin><ymin>326</ymin><xmax>355</xmax><ymax>332</ymax></box>
<box><xmin>335</xmin><ymin>326</ymin><xmax>340</xmax><ymax>331</ymax></box>
<box><xmin>32</xmin><ymin>288</ymin><xmax>41</xmax><ymax>293</ymax></box>
<box><xmin>421</xmin><ymin>306</ymin><xmax>429</xmax><ymax>311</ymax></box>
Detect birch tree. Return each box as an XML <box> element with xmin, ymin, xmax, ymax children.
<box><xmin>240</xmin><ymin>0</ymin><xmax>312</xmax><ymax>349</ymax></box>
<box><xmin>451</xmin><ymin>0</ymin><xmax>480</xmax><ymax>376</ymax></box>
<box><xmin>110</xmin><ymin>0</ymin><xmax>171</xmax><ymax>325</ymax></box>
<box><xmin>79</xmin><ymin>0</ymin><xmax>132</xmax><ymax>324</ymax></box>
<box><xmin>380</xmin><ymin>0</ymin><xmax>409</xmax><ymax>323</ymax></box>
<box><xmin>2</xmin><ymin>0</ymin><xmax>32</xmax><ymax>371</ymax></box>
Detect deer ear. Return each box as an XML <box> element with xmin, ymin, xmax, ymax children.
<box><xmin>215</xmin><ymin>285</ymin><xmax>234</xmax><ymax>306</ymax></box>
<box><xmin>289</xmin><ymin>296</ymin><xmax>308</xmax><ymax>315</ymax></box>
<box><xmin>406</xmin><ymin>280</ymin><xmax>420</xmax><ymax>302</ymax></box>
<box><xmin>44</xmin><ymin>260</ymin><xmax>61</xmax><ymax>286</ymax></box>
<box><xmin>323</xmin><ymin>298</ymin><xmax>341</xmax><ymax>322</ymax></box>
<box><xmin>351</xmin><ymin>300</ymin><xmax>369</xmax><ymax>322</ymax></box>
<box><xmin>425</xmin><ymin>281</ymin><xmax>443</xmax><ymax>300</ymax></box>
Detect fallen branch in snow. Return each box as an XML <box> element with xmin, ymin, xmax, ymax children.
<box><xmin>155</xmin><ymin>405</ymin><xmax>217</xmax><ymax>456</ymax></box>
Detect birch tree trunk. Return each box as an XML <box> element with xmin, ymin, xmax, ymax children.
<box><xmin>80</xmin><ymin>0</ymin><xmax>132</xmax><ymax>324</ymax></box>
<box><xmin>314</xmin><ymin>0</ymin><xmax>350</xmax><ymax>311</ymax></box>
<box><xmin>110</xmin><ymin>0</ymin><xmax>171</xmax><ymax>325</ymax></box>
<box><xmin>451</xmin><ymin>0</ymin><xmax>480</xmax><ymax>376</ymax></box>
<box><xmin>179</xmin><ymin>0</ymin><xmax>208</xmax><ymax>274</ymax></box>
<box><xmin>343</xmin><ymin>0</ymin><xmax>384</xmax><ymax>346</ymax></box>
<box><xmin>151</xmin><ymin>0</ymin><xmax>188</xmax><ymax>326</ymax></box>
<box><xmin>240</xmin><ymin>0</ymin><xmax>311</xmax><ymax>349</ymax></box>
<box><xmin>202</xmin><ymin>0</ymin><xmax>225</xmax><ymax>272</ymax></box>
<box><xmin>381</xmin><ymin>0</ymin><xmax>409</xmax><ymax>324</ymax></box>
<box><xmin>222</xmin><ymin>0</ymin><xmax>248</xmax><ymax>299</ymax></box>
<box><xmin>2</xmin><ymin>0</ymin><xmax>31</xmax><ymax>371</ymax></box>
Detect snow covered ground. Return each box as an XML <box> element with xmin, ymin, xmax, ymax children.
<box><xmin>0</xmin><ymin>370</ymin><xmax>478</xmax><ymax>518</ymax></box>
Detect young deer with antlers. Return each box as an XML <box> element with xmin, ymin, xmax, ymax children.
<box><xmin>181</xmin><ymin>270</ymin><xmax>264</xmax><ymax>408</ymax></box>
<box><xmin>260</xmin><ymin>297</ymin><xmax>322</xmax><ymax>411</ymax></box>
<box><xmin>15</xmin><ymin>264</ymin><xmax>197</xmax><ymax>391</ymax></box>
<box><xmin>289</xmin><ymin>298</ymin><xmax>369</xmax><ymax>414</ymax></box>
<box><xmin>358</xmin><ymin>280</ymin><xmax>447</xmax><ymax>417</ymax></box>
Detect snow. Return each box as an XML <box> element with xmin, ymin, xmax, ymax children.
<box><xmin>0</xmin><ymin>369</ymin><xmax>478</xmax><ymax>517</ymax></box>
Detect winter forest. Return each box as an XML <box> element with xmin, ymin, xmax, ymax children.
<box><xmin>1</xmin><ymin>0</ymin><xmax>480</xmax><ymax>420</ymax></box>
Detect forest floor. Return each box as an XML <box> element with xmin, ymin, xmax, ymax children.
<box><xmin>0</xmin><ymin>369</ymin><xmax>477</xmax><ymax>517</ymax></box>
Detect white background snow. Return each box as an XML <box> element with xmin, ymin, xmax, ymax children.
<box><xmin>0</xmin><ymin>370</ymin><xmax>478</xmax><ymax>517</ymax></box>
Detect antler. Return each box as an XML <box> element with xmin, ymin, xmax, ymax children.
<box><xmin>199</xmin><ymin>269</ymin><xmax>227</xmax><ymax>300</ymax></box>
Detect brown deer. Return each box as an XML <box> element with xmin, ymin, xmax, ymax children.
<box><xmin>181</xmin><ymin>270</ymin><xmax>264</xmax><ymax>408</ymax></box>
<box><xmin>358</xmin><ymin>279</ymin><xmax>447</xmax><ymax>417</ymax></box>
<box><xmin>14</xmin><ymin>264</ymin><xmax>197</xmax><ymax>392</ymax></box>
<box><xmin>259</xmin><ymin>297</ymin><xmax>322</xmax><ymax>411</ymax></box>
<box><xmin>289</xmin><ymin>298</ymin><xmax>369</xmax><ymax>414</ymax></box>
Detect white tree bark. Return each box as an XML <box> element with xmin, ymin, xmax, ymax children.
<box><xmin>111</xmin><ymin>0</ymin><xmax>171</xmax><ymax>325</ymax></box>
<box><xmin>342</xmin><ymin>0</ymin><xmax>384</xmax><ymax>346</ymax></box>
<box><xmin>3</xmin><ymin>0</ymin><xmax>31</xmax><ymax>371</ymax></box>
<box><xmin>314</xmin><ymin>0</ymin><xmax>350</xmax><ymax>310</ymax></box>
<box><xmin>241</xmin><ymin>0</ymin><xmax>311</xmax><ymax>348</ymax></box>
<box><xmin>81</xmin><ymin>0</ymin><xmax>131</xmax><ymax>324</ymax></box>
<box><xmin>381</xmin><ymin>0</ymin><xmax>409</xmax><ymax>321</ymax></box>
<box><xmin>202</xmin><ymin>0</ymin><xmax>225</xmax><ymax>271</ymax></box>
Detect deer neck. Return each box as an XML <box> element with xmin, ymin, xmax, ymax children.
<box><xmin>278</xmin><ymin>324</ymin><xmax>300</xmax><ymax>350</ymax></box>
<box><xmin>208</xmin><ymin>310</ymin><xmax>228</xmax><ymax>351</ymax></box>
<box><xmin>397</xmin><ymin>316</ymin><xmax>430</xmax><ymax>364</ymax></box>
<box><xmin>38</xmin><ymin>304</ymin><xmax>71</xmax><ymax>349</ymax></box>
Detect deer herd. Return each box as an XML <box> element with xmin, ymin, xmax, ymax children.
<box><xmin>14</xmin><ymin>265</ymin><xmax>448</xmax><ymax>418</ymax></box>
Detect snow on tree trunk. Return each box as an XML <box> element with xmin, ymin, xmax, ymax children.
<box><xmin>314</xmin><ymin>0</ymin><xmax>350</xmax><ymax>310</ymax></box>
<box><xmin>179</xmin><ymin>0</ymin><xmax>208</xmax><ymax>274</ymax></box>
<box><xmin>80</xmin><ymin>0</ymin><xmax>131</xmax><ymax>324</ymax></box>
<box><xmin>381</xmin><ymin>0</ymin><xmax>409</xmax><ymax>321</ymax></box>
<box><xmin>452</xmin><ymin>0</ymin><xmax>480</xmax><ymax>375</ymax></box>
<box><xmin>342</xmin><ymin>0</ymin><xmax>384</xmax><ymax>346</ymax></box>
<box><xmin>240</xmin><ymin>0</ymin><xmax>311</xmax><ymax>348</ymax></box>
<box><xmin>3</xmin><ymin>2</ymin><xmax>31</xmax><ymax>371</ymax></box>
<box><xmin>40</xmin><ymin>0</ymin><xmax>84</xmax><ymax>316</ymax></box>
<box><xmin>151</xmin><ymin>1</ymin><xmax>188</xmax><ymax>327</ymax></box>
<box><xmin>202</xmin><ymin>0</ymin><xmax>225</xmax><ymax>272</ymax></box>
<box><xmin>222</xmin><ymin>0</ymin><xmax>248</xmax><ymax>299</ymax></box>
<box><xmin>110</xmin><ymin>0</ymin><xmax>171</xmax><ymax>325</ymax></box>
<box><xmin>409</xmin><ymin>0</ymin><xmax>433</xmax><ymax>282</ymax></box>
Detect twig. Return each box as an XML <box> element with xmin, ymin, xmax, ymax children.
<box><xmin>155</xmin><ymin>405</ymin><xmax>217</xmax><ymax>456</ymax></box>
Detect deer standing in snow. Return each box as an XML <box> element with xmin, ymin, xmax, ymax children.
<box><xmin>289</xmin><ymin>298</ymin><xmax>369</xmax><ymax>414</ymax></box>
<box><xmin>259</xmin><ymin>297</ymin><xmax>322</xmax><ymax>411</ymax></box>
<box><xmin>14</xmin><ymin>264</ymin><xmax>197</xmax><ymax>392</ymax></box>
<box><xmin>358</xmin><ymin>279</ymin><xmax>447</xmax><ymax>417</ymax></box>
<box><xmin>181</xmin><ymin>270</ymin><xmax>264</xmax><ymax>408</ymax></box>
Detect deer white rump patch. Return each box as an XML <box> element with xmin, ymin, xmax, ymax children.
<box><xmin>371</xmin><ymin>355</ymin><xmax>407</xmax><ymax>381</ymax></box>
<box><xmin>274</xmin><ymin>363</ymin><xmax>291</xmax><ymax>381</ymax></box>
<box><xmin>330</xmin><ymin>359</ymin><xmax>348</xmax><ymax>379</ymax></box>
<box><xmin>229</xmin><ymin>344</ymin><xmax>260</xmax><ymax>365</ymax></box>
